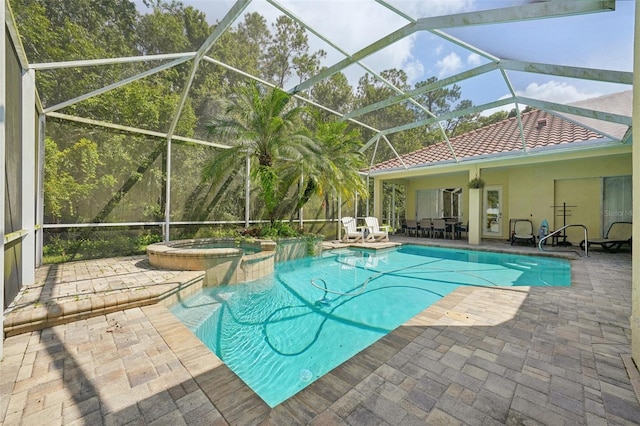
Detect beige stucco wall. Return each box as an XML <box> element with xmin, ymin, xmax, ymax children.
<box><xmin>375</xmin><ymin>148</ymin><xmax>631</xmax><ymax>243</ymax></box>
<box><xmin>501</xmin><ymin>154</ymin><xmax>631</xmax><ymax>242</ymax></box>
<box><xmin>554</xmin><ymin>178</ymin><xmax>600</xmax><ymax>242</ymax></box>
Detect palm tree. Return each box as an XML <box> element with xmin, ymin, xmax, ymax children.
<box><xmin>204</xmin><ymin>83</ymin><xmax>368</xmax><ymax>231</ymax></box>
<box><xmin>204</xmin><ymin>82</ymin><xmax>318</xmax><ymax>225</ymax></box>
<box><xmin>289</xmin><ymin>117</ymin><xmax>368</xmax><ymax>219</ymax></box>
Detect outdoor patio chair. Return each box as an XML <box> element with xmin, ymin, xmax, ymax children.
<box><xmin>341</xmin><ymin>216</ymin><xmax>364</xmax><ymax>243</ymax></box>
<box><xmin>511</xmin><ymin>220</ymin><xmax>536</xmax><ymax>246</ymax></box>
<box><xmin>580</xmin><ymin>221</ymin><xmax>632</xmax><ymax>252</ymax></box>
<box><xmin>405</xmin><ymin>219</ymin><xmax>418</xmax><ymax>237</ymax></box>
<box><xmin>455</xmin><ymin>221</ymin><xmax>469</xmax><ymax>239</ymax></box>
<box><xmin>364</xmin><ymin>217</ymin><xmax>390</xmax><ymax>242</ymax></box>
<box><xmin>432</xmin><ymin>219</ymin><xmax>447</xmax><ymax>239</ymax></box>
<box><xmin>418</xmin><ymin>218</ymin><xmax>432</xmax><ymax>237</ymax></box>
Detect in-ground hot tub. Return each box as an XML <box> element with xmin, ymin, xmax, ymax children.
<box><xmin>147</xmin><ymin>238</ymin><xmax>277</xmax><ymax>286</ymax></box>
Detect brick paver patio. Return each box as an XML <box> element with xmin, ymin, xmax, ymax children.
<box><xmin>1</xmin><ymin>238</ymin><xmax>638</xmax><ymax>425</ymax></box>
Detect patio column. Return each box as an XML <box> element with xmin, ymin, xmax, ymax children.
<box><xmin>21</xmin><ymin>69</ymin><xmax>36</xmax><ymax>287</ymax></box>
<box><xmin>631</xmin><ymin>1</ymin><xmax>640</xmax><ymax>366</ymax></box>
<box><xmin>468</xmin><ymin>171</ymin><xmax>482</xmax><ymax>245</ymax></box>
<box><xmin>373</xmin><ymin>177</ymin><xmax>383</xmax><ymax>221</ymax></box>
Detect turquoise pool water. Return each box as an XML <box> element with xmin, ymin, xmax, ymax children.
<box><xmin>170</xmin><ymin>245</ymin><xmax>570</xmax><ymax>407</ymax></box>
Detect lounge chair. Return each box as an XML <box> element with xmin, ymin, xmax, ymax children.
<box><xmin>364</xmin><ymin>216</ymin><xmax>390</xmax><ymax>242</ymax></box>
<box><xmin>511</xmin><ymin>220</ymin><xmax>536</xmax><ymax>246</ymax></box>
<box><xmin>580</xmin><ymin>221</ymin><xmax>632</xmax><ymax>252</ymax></box>
<box><xmin>341</xmin><ymin>216</ymin><xmax>364</xmax><ymax>243</ymax></box>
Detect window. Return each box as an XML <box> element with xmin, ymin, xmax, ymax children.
<box><xmin>416</xmin><ymin>188</ymin><xmax>462</xmax><ymax>219</ymax></box>
<box><xmin>603</xmin><ymin>176</ymin><xmax>632</xmax><ymax>235</ymax></box>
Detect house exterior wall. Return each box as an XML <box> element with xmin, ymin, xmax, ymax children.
<box><xmin>373</xmin><ymin>147</ymin><xmax>631</xmax><ymax>244</ymax></box>
<box><xmin>501</xmin><ymin>154</ymin><xmax>631</xmax><ymax>242</ymax></box>
<box><xmin>554</xmin><ymin>178</ymin><xmax>600</xmax><ymax>242</ymax></box>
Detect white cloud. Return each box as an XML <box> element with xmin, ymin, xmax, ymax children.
<box><xmin>279</xmin><ymin>1</ymin><xmax>408</xmax><ymax>54</ymax></box>
<box><xmin>364</xmin><ymin>47</ymin><xmax>420</xmax><ymax>83</ymax></box>
<box><xmin>467</xmin><ymin>53</ymin><xmax>482</xmax><ymax>66</ymax></box>
<box><xmin>516</xmin><ymin>81</ymin><xmax>602</xmax><ymax>104</ymax></box>
<box><xmin>481</xmin><ymin>80</ymin><xmax>605</xmax><ymax>116</ymax></box>
<box><xmin>436</xmin><ymin>52</ymin><xmax>462</xmax><ymax>77</ymax></box>
<box><xmin>401</xmin><ymin>57</ymin><xmax>425</xmax><ymax>84</ymax></box>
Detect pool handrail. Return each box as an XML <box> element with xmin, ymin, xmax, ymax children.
<box><xmin>539</xmin><ymin>224</ymin><xmax>588</xmax><ymax>256</ymax></box>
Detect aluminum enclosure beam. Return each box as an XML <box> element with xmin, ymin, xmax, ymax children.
<box><xmin>291</xmin><ymin>0</ymin><xmax>614</xmax><ymax>94</ymax></box>
<box><xmin>44</xmin><ymin>56</ymin><xmax>192</xmax><ymax>113</ymax></box>
<box><xmin>517</xmin><ymin>96</ymin><xmax>632</xmax><ymax>126</ymax></box>
<box><xmin>47</xmin><ymin>112</ymin><xmax>232</xmax><ymax>149</ymax></box>
<box><xmin>1</xmin><ymin>0</ymin><xmax>6</xmax><ymax>360</ymax></box>
<box><xmin>412</xmin><ymin>0</ymin><xmax>614</xmax><ymax>30</ymax></box>
<box><xmin>500</xmin><ymin>59</ymin><xmax>633</xmax><ymax>85</ymax></box>
<box><xmin>31</xmin><ymin>52</ymin><xmax>197</xmax><ymax>70</ymax></box>
<box><xmin>5</xmin><ymin>0</ymin><xmax>29</xmax><ymax>69</ymax></box>
<box><xmin>379</xmin><ymin>98</ymin><xmax>515</xmax><ymax>136</ymax></box>
<box><xmin>343</xmin><ymin>62</ymin><xmax>500</xmax><ymax>120</ymax></box>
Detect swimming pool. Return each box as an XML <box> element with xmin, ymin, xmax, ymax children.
<box><xmin>170</xmin><ymin>245</ymin><xmax>570</xmax><ymax>407</ymax></box>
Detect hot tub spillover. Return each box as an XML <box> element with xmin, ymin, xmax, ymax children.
<box><xmin>147</xmin><ymin>238</ymin><xmax>276</xmax><ymax>286</ymax></box>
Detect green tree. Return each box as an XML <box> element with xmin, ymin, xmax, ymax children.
<box><xmin>408</xmin><ymin>76</ymin><xmax>467</xmax><ymax>144</ymax></box>
<box><xmin>261</xmin><ymin>16</ymin><xmax>326</xmax><ymax>87</ymax></box>
<box><xmin>310</xmin><ymin>71</ymin><xmax>355</xmax><ymax>120</ymax></box>
<box><xmin>298</xmin><ymin>117</ymin><xmax>367</xmax><ymax>211</ymax></box>
<box><xmin>446</xmin><ymin>99</ymin><xmax>479</xmax><ymax>136</ymax></box>
<box><xmin>44</xmin><ymin>137</ymin><xmax>102</xmax><ymax>223</ymax></box>
<box><xmin>204</xmin><ymin>83</ymin><xmax>319</xmax><ymax>224</ymax></box>
<box><xmin>412</xmin><ymin>77</ymin><xmax>462</xmax><ymax>118</ymax></box>
<box><xmin>200</xmin><ymin>13</ymin><xmax>271</xmax><ymax>133</ymax></box>
<box><xmin>210</xmin><ymin>12</ymin><xmax>269</xmax><ymax>84</ymax></box>
<box><xmin>137</xmin><ymin>5</ymin><xmax>191</xmax><ymax>55</ymax></box>
<box><xmin>10</xmin><ymin>0</ymin><xmax>139</xmax><ymax>106</ymax></box>
<box><xmin>355</xmin><ymin>69</ymin><xmax>416</xmax><ymax>162</ymax></box>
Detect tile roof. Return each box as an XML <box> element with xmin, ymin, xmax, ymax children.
<box><xmin>557</xmin><ymin>90</ymin><xmax>632</xmax><ymax>140</ymax></box>
<box><xmin>369</xmin><ymin>109</ymin><xmax>606</xmax><ymax>172</ymax></box>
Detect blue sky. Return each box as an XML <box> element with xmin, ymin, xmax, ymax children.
<box><xmin>142</xmin><ymin>0</ymin><xmax>634</xmax><ymax>112</ymax></box>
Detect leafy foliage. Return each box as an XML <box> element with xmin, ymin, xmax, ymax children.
<box><xmin>205</xmin><ymin>82</ymin><xmax>322</xmax><ymax>224</ymax></box>
<box><xmin>43</xmin><ymin>231</ymin><xmax>163</xmax><ymax>264</ymax></box>
<box><xmin>44</xmin><ymin>137</ymin><xmax>102</xmax><ymax>221</ymax></box>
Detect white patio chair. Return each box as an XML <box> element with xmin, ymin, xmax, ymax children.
<box><xmin>341</xmin><ymin>216</ymin><xmax>364</xmax><ymax>243</ymax></box>
<box><xmin>364</xmin><ymin>217</ymin><xmax>390</xmax><ymax>242</ymax></box>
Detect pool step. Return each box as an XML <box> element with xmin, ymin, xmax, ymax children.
<box><xmin>171</xmin><ymin>292</ymin><xmax>222</xmax><ymax>331</ymax></box>
<box><xmin>3</xmin><ymin>271</ymin><xmax>204</xmax><ymax>337</ymax></box>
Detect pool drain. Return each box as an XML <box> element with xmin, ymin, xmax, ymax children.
<box><xmin>299</xmin><ymin>369</ymin><xmax>313</xmax><ymax>382</ymax></box>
